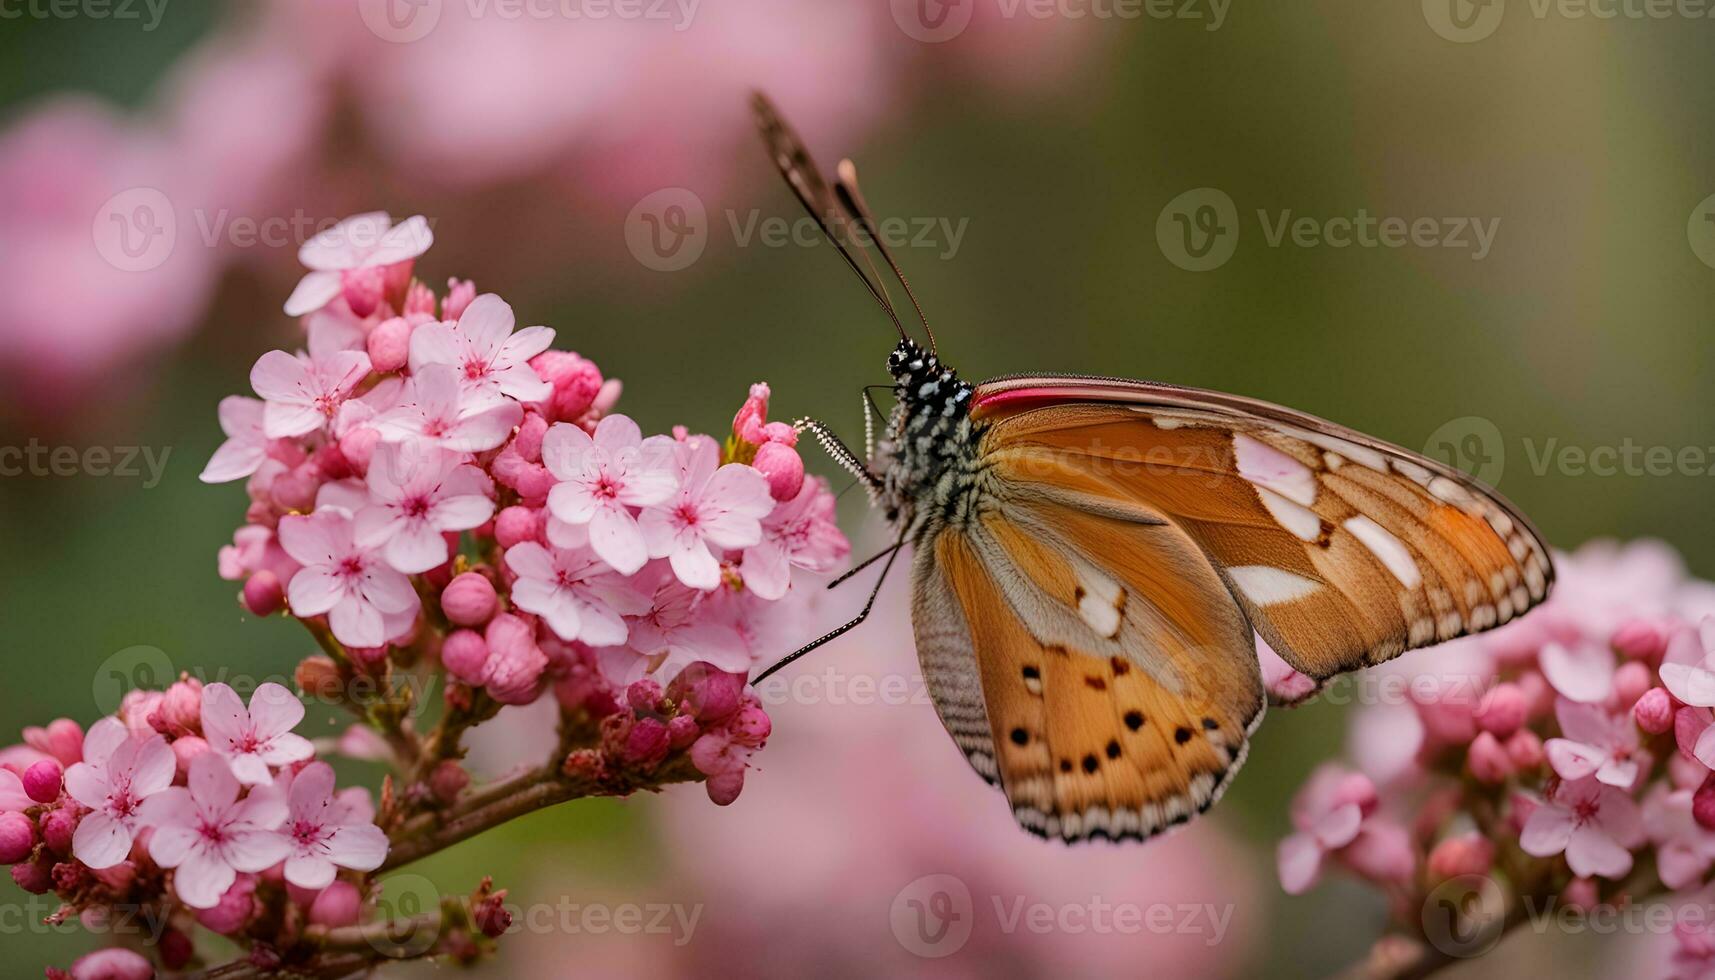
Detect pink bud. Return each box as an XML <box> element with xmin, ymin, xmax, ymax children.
<box><xmin>270</xmin><ymin>463</ymin><xmax>320</xmax><ymax>512</ymax></box>
<box><xmin>367</xmin><ymin>316</ymin><xmax>413</xmax><ymax>373</ymax></box>
<box><xmin>1513</xmin><ymin>670</ymin><xmax>1554</xmax><ymax>720</ymax></box>
<box><xmin>341</xmin><ymin>266</ymin><xmax>387</xmax><ymax>318</ymax></box>
<box><xmin>474</xmin><ymin>891</ymin><xmax>512</xmax><ymax>938</ymax></box>
<box><xmin>1560</xmin><ymin>876</ymin><xmax>1600</xmax><ymax>912</ymax></box>
<box><xmin>23</xmin><ymin>760</ymin><xmax>63</xmax><ymax>803</ymax></box>
<box><xmin>1678</xmin><ymin>707</ymin><xmax>1711</xmax><ymax>760</ymax></box>
<box><xmin>1613</xmin><ymin>660</ymin><xmax>1652</xmax><ymax>709</ymax></box>
<box><xmin>1505</xmin><ymin>729</ymin><xmax>1544</xmax><ymax>770</ymax></box>
<box><xmin>158</xmin><ymin>927</ymin><xmax>194</xmax><ymax>971</ymax></box>
<box><xmin>161</xmin><ymin>677</ymin><xmax>204</xmax><ymax>734</ymax></box>
<box><xmin>196</xmin><ymin>874</ymin><xmax>258</xmax><ymax>935</ymax></box>
<box><xmin>40</xmin><ymin>808</ymin><xmax>75</xmax><ymax>856</ymax></box>
<box><xmin>706</xmin><ymin>768</ymin><xmax>745</xmax><ymax>806</ymax></box>
<box><xmin>65</xmin><ymin>948</ymin><xmax>154</xmax><ymax>980</ymax></box>
<box><xmin>530</xmin><ymin>351</ymin><xmax>604</xmax><ymax>422</ymax></box>
<box><xmin>338</xmin><ymin>426</ymin><xmax>380</xmax><ymax>477</ymax></box>
<box><xmin>494</xmin><ymin>506</ymin><xmax>540</xmax><ymax>548</ymax></box>
<box><xmin>172</xmin><ymin>735</ymin><xmax>210</xmax><ymax>778</ymax></box>
<box><xmin>441</xmin><ymin>630</ymin><xmax>491</xmax><ymax>686</ymax></box>
<box><xmin>431</xmin><ymin>760</ymin><xmax>470</xmax><ymax>806</ymax></box>
<box><xmin>309</xmin><ymin>880</ymin><xmax>363</xmax><ymax>927</ymax></box>
<box><xmin>442</xmin><ymin>572</ymin><xmax>499</xmax><ymax>627</ymax></box>
<box><xmin>25</xmin><ymin>719</ymin><xmax>83</xmax><ymax>767</ymax></box>
<box><xmin>443</xmin><ymin>278</ymin><xmax>476</xmax><ymax>321</ymax></box>
<box><xmin>667</xmin><ymin>715</ymin><xmax>699</xmax><ymax>749</ymax></box>
<box><xmin>0</xmin><ymin>812</ymin><xmax>39</xmax><ymax>864</ymax></box>
<box><xmin>11</xmin><ymin>855</ymin><xmax>52</xmax><ymax>894</ymax></box>
<box><xmin>1467</xmin><ymin>731</ymin><xmax>1513</xmax><ymax>784</ymax></box>
<box><xmin>513</xmin><ymin>412</ymin><xmax>548</xmax><ymax>461</ymax></box>
<box><xmin>732</xmin><ymin>382</ymin><xmax>770</xmax><ymax>445</ymax></box>
<box><xmin>1613</xmin><ymin>619</ymin><xmax>1667</xmax><ymax>659</ymax></box>
<box><xmin>512</xmin><ymin>463</ymin><xmax>556</xmax><ymax>502</ymax></box>
<box><xmin>403</xmin><ymin>279</ymin><xmax>436</xmax><ymax>317</ymax></box>
<box><xmin>729</xmin><ymin>704</ymin><xmax>772</xmax><ymax>745</ymax></box>
<box><xmin>1474</xmin><ymin>682</ymin><xmax>1526</xmax><ymax>737</ymax></box>
<box><xmin>1695</xmin><ymin>774</ymin><xmax>1715</xmax><ymax>831</ymax></box>
<box><xmin>1427</xmin><ymin>832</ymin><xmax>1495</xmax><ymax>882</ymax></box>
<box><xmin>484</xmin><ymin>614</ymin><xmax>547</xmax><ymax>705</ymax></box>
<box><xmin>752</xmin><ymin>441</ymin><xmax>805</xmax><ymax>502</ymax></box>
<box><xmin>623</xmin><ymin>718</ymin><xmax>671</xmax><ymax>767</ymax></box>
<box><xmin>627</xmin><ymin>679</ymin><xmax>664</xmax><ymax>715</ymax></box>
<box><xmin>1636</xmin><ymin>688</ymin><xmax>1676</xmax><ymax>734</ymax></box>
<box><xmin>673</xmin><ymin>664</ymin><xmax>745</xmax><ymax>723</ymax></box>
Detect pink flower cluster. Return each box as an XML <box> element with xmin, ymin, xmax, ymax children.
<box><xmin>207</xmin><ymin>212</ymin><xmax>848</xmax><ymax>713</ymax></box>
<box><xmin>2</xmin><ymin>680</ymin><xmax>385</xmax><ymax>973</ymax></box>
<box><xmin>1273</xmin><ymin>539</ymin><xmax>1715</xmax><ymax>969</ymax></box>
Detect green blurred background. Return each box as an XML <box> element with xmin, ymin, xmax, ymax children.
<box><xmin>1</xmin><ymin>1</ymin><xmax>1711</xmax><ymax>976</ymax></box>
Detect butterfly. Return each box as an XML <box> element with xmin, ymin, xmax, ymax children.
<box><xmin>747</xmin><ymin>94</ymin><xmax>1555</xmax><ymax>843</ymax></box>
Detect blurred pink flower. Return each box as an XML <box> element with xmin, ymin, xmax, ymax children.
<box><xmin>408</xmin><ymin>293</ymin><xmax>555</xmax><ymax>403</ymax></box>
<box><xmin>1520</xmin><ymin>776</ymin><xmax>1646</xmax><ymax>879</ymax></box>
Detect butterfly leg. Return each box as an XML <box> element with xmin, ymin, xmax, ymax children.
<box><xmin>750</xmin><ymin>530</ymin><xmax>907</xmax><ymax>684</ymax></box>
<box><xmin>795</xmin><ymin>416</ymin><xmax>883</xmax><ymax>493</ymax></box>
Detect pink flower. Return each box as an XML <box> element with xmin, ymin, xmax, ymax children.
<box><xmin>542</xmin><ymin>415</ymin><xmax>678</xmax><ymax>574</ymax></box>
<box><xmin>1660</xmin><ymin>618</ymin><xmax>1715</xmax><ymax>706</ymax></box>
<box><xmin>373</xmin><ymin>363</ymin><xmax>522</xmax><ymax>454</ymax></box>
<box><xmin>200</xmin><ymin>396</ymin><xmax>270</xmax><ymax>483</ymax></box>
<box><xmin>738</xmin><ymin>477</ymin><xmax>849</xmax><ymax>601</ymax></box>
<box><xmin>249</xmin><ymin>349</ymin><xmax>372</xmax><ymax>440</ymax></box>
<box><xmin>277</xmin><ymin>762</ymin><xmax>387</xmax><ymax>889</ymax></box>
<box><xmin>1544</xmin><ymin>698</ymin><xmax>1643</xmax><ymax>788</ymax></box>
<box><xmin>140</xmin><ymin>753</ymin><xmax>289</xmax><ymax>909</ymax></box>
<box><xmin>504</xmin><ymin>541</ymin><xmax>646</xmax><ymax>646</ymax></box>
<box><xmin>1258</xmin><ymin>637</ymin><xmax>1318</xmax><ymax>705</ymax></box>
<box><xmin>63</xmin><ymin>947</ymin><xmax>155</xmax><ymax>980</ymax></box>
<box><xmin>484</xmin><ymin>613</ymin><xmax>550</xmax><ymax>705</ymax></box>
<box><xmin>355</xmin><ymin>443</ymin><xmax>494</xmax><ymax>574</ymax></box>
<box><xmin>1276</xmin><ymin>765</ymin><xmax>1385</xmax><ymax>895</ymax></box>
<box><xmin>1643</xmin><ymin>783</ymin><xmax>1715</xmax><ymax>889</ymax></box>
<box><xmin>408</xmin><ymin>293</ymin><xmax>555</xmax><ymax>403</ymax></box>
<box><xmin>625</xmin><ymin>566</ymin><xmax>749</xmax><ymax>676</ymax></box>
<box><xmin>278</xmin><ymin>508</ymin><xmax>420</xmax><ymax>649</ymax></box>
<box><xmin>62</xmin><ymin>719</ymin><xmax>175</xmax><ymax>869</ymax></box>
<box><xmin>284</xmin><ymin>212</ymin><xmax>433</xmax><ymax>317</ymax></box>
<box><xmin>1519</xmin><ymin>776</ymin><xmax>1646</xmax><ymax>878</ymax></box>
<box><xmin>1539</xmin><ymin>640</ymin><xmax>1617</xmax><ymax>704</ymax></box>
<box><xmin>199</xmin><ymin>682</ymin><xmax>313</xmax><ymax>786</ymax></box>
<box><xmin>639</xmin><ymin>437</ymin><xmax>772</xmax><ymax>591</ymax></box>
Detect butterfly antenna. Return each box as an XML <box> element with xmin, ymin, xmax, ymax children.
<box><xmin>751</xmin><ymin>92</ymin><xmax>908</xmax><ymax>343</ymax></box>
<box><xmin>835</xmin><ymin>158</ymin><xmax>936</xmax><ymax>355</ymax></box>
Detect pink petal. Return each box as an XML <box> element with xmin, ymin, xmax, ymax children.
<box><xmin>1545</xmin><ymin>739</ymin><xmax>1603</xmax><ymax>781</ymax></box>
<box><xmin>1541</xmin><ymin>642</ymin><xmax>1615</xmax><ymax>704</ymax></box>
<box><xmin>201</xmin><ymin>439</ymin><xmax>267</xmax><ymax>484</ymax></box>
<box><xmin>247</xmin><ymin>684</ymin><xmax>305</xmax><ymax>741</ymax></box>
<box><xmin>82</xmin><ymin>717</ymin><xmax>130</xmax><ymax>769</ymax></box>
<box><xmin>491</xmin><ymin>362</ymin><xmax>552</xmax><ymax>403</ymax></box>
<box><xmin>1311</xmin><ymin>801</ymin><xmax>1364</xmax><ymax>849</ymax></box>
<box><xmin>285</xmin><ymin>854</ymin><xmax>338</xmax><ymax>890</ymax></box>
<box><xmin>446</xmin><ymin>400</ymin><xmax>522</xmax><ymax>453</ymax></box>
<box><xmin>1519</xmin><ymin>803</ymin><xmax>1573</xmax><ymax>858</ymax></box>
<box><xmin>299</xmin><ymin>211</ymin><xmax>389</xmax><ymax>270</ymax></box>
<box><xmin>138</xmin><ymin>785</ymin><xmax>196</xmax><ymax>835</ymax></box>
<box><xmin>504</xmin><ymin>542</ymin><xmax>555</xmax><ymax>581</ymax></box>
<box><xmin>540</xmin><ymin>422</ymin><xmax>595</xmax><ymax>481</ymax></box>
<box><xmin>384</xmin><ymin>523</ymin><xmax>452</xmax><ymax>575</ymax></box>
<box><xmin>287</xmin><ymin>567</ymin><xmax>345</xmax><ymax>617</ymax></box>
<box><xmin>322</xmin><ymin>823</ymin><xmax>388</xmax><ymax>872</ymax></box>
<box><xmin>328</xmin><ymin>598</ymin><xmax>385</xmax><ymax>649</ymax></box>
<box><xmin>145</xmin><ymin>822</ymin><xmax>199</xmax><ymax>869</ymax></box>
<box><xmin>130</xmin><ymin>735</ymin><xmax>177</xmax><ymax>797</ymax></box>
<box><xmin>591</xmin><ymin>413</ymin><xmax>642</xmax><ymax>452</ymax></box>
<box><xmin>217</xmin><ymin>395</ymin><xmax>265</xmax><ymax>441</ymax></box>
<box><xmin>1659</xmin><ymin>842</ymin><xmax>1710</xmax><ymax>890</ymax></box>
<box><xmin>226</xmin><ymin>828</ymin><xmax>290</xmax><ymax>874</ymax></box>
<box><xmin>1662</xmin><ymin>662</ymin><xmax>1715</xmax><ymax>708</ymax></box>
<box><xmin>1277</xmin><ymin>833</ymin><xmax>1324</xmax><ymax>894</ymax></box>
<box><xmin>1694</xmin><ymin>723</ymin><xmax>1715</xmax><ymax>770</ymax></box>
<box><xmin>189</xmin><ymin>752</ymin><xmax>241</xmax><ymax>813</ymax></box>
<box><xmin>500</xmin><ymin>324</ymin><xmax>556</xmax><ymax>364</ymax></box>
<box><xmin>739</xmin><ymin>541</ymin><xmax>790</xmax><ymax>601</ymax></box>
<box><xmin>199</xmin><ymin>684</ymin><xmax>251</xmax><ymax>758</ymax></box>
<box><xmin>454</xmin><ymin>293</ymin><xmax>514</xmax><ymax>357</ymax></box>
<box><xmin>276</xmin><ymin>513</ymin><xmax>340</xmax><ymax>567</ymax></box>
<box><xmin>548</xmin><ymin>481</ymin><xmax>599</xmax><ymax>525</ymax></box>
<box><xmin>430</xmin><ymin>494</ymin><xmax>494</xmax><ymax>533</ymax></box>
<box><xmin>0</xmin><ymin>770</ymin><xmax>31</xmax><ymax>811</ymax></box>
<box><xmin>174</xmin><ymin>848</ymin><xmax>238</xmax><ymax>909</ymax></box>
<box><xmin>62</xmin><ymin>762</ymin><xmax>108</xmax><ymax>811</ymax></box>
<box><xmin>369</xmin><ymin>214</ymin><xmax>433</xmax><ymax>265</ymax></box>
<box><xmin>249</xmin><ymin>350</ymin><xmax>311</xmax><ymax>405</ymax></box>
<box><xmin>260</xmin><ymin>733</ymin><xmax>314</xmax><ymax>769</ymax></box>
<box><xmin>406</xmin><ymin>321</ymin><xmax>459</xmax><ymax>374</ymax></box>
<box><xmin>71</xmin><ymin>812</ymin><xmax>132</xmax><ymax>869</ymax></box>
<box><xmin>588</xmin><ymin>507</ymin><xmax>648</xmax><ymax>575</ymax></box>
<box><xmin>288</xmin><ymin>761</ymin><xmax>336</xmax><ymax>815</ymax></box>
<box><xmin>1565</xmin><ymin>824</ymin><xmax>1633</xmax><ymax>879</ymax></box>
<box><xmin>234</xmin><ymin>783</ymin><xmax>288</xmax><ymax>833</ymax></box>
<box><xmin>284</xmin><ymin>270</ymin><xmax>343</xmax><ymax>316</ymax></box>
<box><xmin>668</xmin><ymin>541</ymin><xmax>722</xmax><ymax>592</ymax></box>
<box><xmin>575</xmin><ymin>601</ymin><xmax>630</xmax><ymax>648</ymax></box>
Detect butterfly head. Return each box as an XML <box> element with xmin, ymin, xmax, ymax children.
<box><xmin>874</xmin><ymin>338</ymin><xmax>980</xmax><ymax>533</ymax></box>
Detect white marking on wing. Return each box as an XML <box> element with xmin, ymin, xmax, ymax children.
<box><xmin>1229</xmin><ymin>565</ymin><xmax>1321</xmax><ymax>605</ymax></box>
<box><xmin>1234</xmin><ymin>433</ymin><xmax>1317</xmax><ymax>506</ymax></box>
<box><xmin>1343</xmin><ymin>515</ymin><xmax>1422</xmax><ymax>589</ymax></box>
<box><xmin>1075</xmin><ymin>563</ymin><xmax>1123</xmax><ymax>638</ymax></box>
<box><xmin>1285</xmin><ymin>426</ymin><xmax>1391</xmax><ymax>472</ymax></box>
<box><xmin>1257</xmin><ymin>487</ymin><xmax>1322</xmax><ymax>542</ymax></box>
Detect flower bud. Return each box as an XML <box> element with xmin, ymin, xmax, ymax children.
<box><xmin>673</xmin><ymin>664</ymin><xmax>744</xmax><ymax>724</ymax></box>
<box><xmin>158</xmin><ymin>927</ymin><xmax>195</xmax><ymax>971</ymax></box>
<box><xmin>161</xmin><ymin>676</ymin><xmax>204</xmax><ymax>734</ymax></box>
<box><xmin>667</xmin><ymin>714</ymin><xmax>699</xmax><ymax>749</ymax></box>
<box><xmin>25</xmin><ymin>719</ymin><xmax>83</xmax><ymax>767</ymax></box>
<box><xmin>338</xmin><ymin>426</ymin><xmax>381</xmax><ymax>476</ymax></box>
<box><xmin>1613</xmin><ymin>660</ymin><xmax>1652</xmax><ymax>709</ymax></box>
<box><xmin>1474</xmin><ymin>682</ymin><xmax>1526</xmax><ymax>737</ymax></box>
<box><xmin>309</xmin><ymin>880</ymin><xmax>363</xmax><ymax>927</ymax></box>
<box><xmin>484</xmin><ymin>614</ymin><xmax>547</xmax><ymax>705</ymax></box>
<box><xmin>494</xmin><ymin>506</ymin><xmax>540</xmax><ymax>548</ymax></box>
<box><xmin>404</xmin><ymin>279</ymin><xmax>436</xmax><ymax>317</ymax></box>
<box><xmin>270</xmin><ymin>463</ymin><xmax>321</xmax><ymax>513</ymax></box>
<box><xmin>23</xmin><ymin>760</ymin><xmax>63</xmax><ymax>803</ymax></box>
<box><xmin>706</xmin><ymin>768</ymin><xmax>745</xmax><ymax>806</ymax></box>
<box><xmin>443</xmin><ymin>278</ymin><xmax>476</xmax><ymax>321</ymax></box>
<box><xmin>442</xmin><ymin>572</ymin><xmax>499</xmax><ymax>627</ymax></box>
<box><xmin>1505</xmin><ymin>729</ymin><xmax>1544</xmax><ymax>771</ymax></box>
<box><xmin>172</xmin><ymin>736</ymin><xmax>211</xmax><ymax>778</ymax></box>
<box><xmin>65</xmin><ymin>948</ymin><xmax>154</xmax><ymax>980</ymax></box>
<box><xmin>623</xmin><ymin>718</ymin><xmax>671</xmax><ymax>768</ymax></box>
<box><xmin>1427</xmin><ymin>832</ymin><xmax>1495</xmax><ymax>882</ymax></box>
<box><xmin>474</xmin><ymin>890</ymin><xmax>512</xmax><ymax>939</ymax></box>
<box><xmin>367</xmin><ymin>316</ymin><xmax>413</xmax><ymax>373</ymax></box>
<box><xmin>431</xmin><ymin>760</ymin><xmax>471</xmax><ymax>806</ymax></box>
<box><xmin>1613</xmin><ymin>619</ymin><xmax>1667</xmax><ymax>659</ymax></box>
<box><xmin>513</xmin><ymin>412</ymin><xmax>548</xmax><ymax>462</ymax></box>
<box><xmin>295</xmin><ymin>655</ymin><xmax>345</xmax><ymax>700</ymax></box>
<box><xmin>732</xmin><ymin>382</ymin><xmax>770</xmax><ymax>445</ymax></box>
<box><xmin>1695</xmin><ymin>774</ymin><xmax>1715</xmax><ymax>831</ymax></box>
<box><xmin>441</xmin><ymin>630</ymin><xmax>491</xmax><ymax>687</ymax></box>
<box><xmin>341</xmin><ymin>266</ymin><xmax>386</xmax><ymax>318</ymax></box>
<box><xmin>1560</xmin><ymin>876</ymin><xmax>1600</xmax><ymax>912</ymax></box>
<box><xmin>1467</xmin><ymin>731</ymin><xmax>1513</xmax><ymax>784</ymax></box>
<box><xmin>1636</xmin><ymin>687</ymin><xmax>1676</xmax><ymax>734</ymax></box>
<box><xmin>0</xmin><ymin>811</ymin><xmax>39</xmax><ymax>864</ymax></box>
<box><xmin>196</xmin><ymin>874</ymin><xmax>258</xmax><ymax>935</ymax></box>
<box><xmin>40</xmin><ymin>808</ymin><xmax>75</xmax><ymax>856</ymax></box>
<box><xmin>729</xmin><ymin>705</ymin><xmax>772</xmax><ymax>745</ymax></box>
<box><xmin>626</xmin><ymin>679</ymin><xmax>664</xmax><ymax>715</ymax></box>
<box><xmin>530</xmin><ymin>351</ymin><xmax>604</xmax><ymax>422</ymax></box>
<box><xmin>752</xmin><ymin>442</ymin><xmax>804</xmax><ymax>502</ymax></box>
<box><xmin>11</xmin><ymin>856</ymin><xmax>52</xmax><ymax>894</ymax></box>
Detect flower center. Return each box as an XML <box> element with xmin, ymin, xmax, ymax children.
<box><xmin>403</xmin><ymin>495</ymin><xmax>432</xmax><ymax>519</ymax></box>
<box><xmin>1572</xmin><ymin>799</ymin><xmax>1600</xmax><ymax>825</ymax></box>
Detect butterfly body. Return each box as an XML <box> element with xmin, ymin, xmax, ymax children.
<box><xmin>751</xmin><ymin>93</ymin><xmax>1555</xmax><ymax>844</ymax></box>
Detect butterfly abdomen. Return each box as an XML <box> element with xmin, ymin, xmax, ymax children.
<box><xmin>876</xmin><ymin>341</ymin><xmax>984</xmax><ymax>537</ymax></box>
